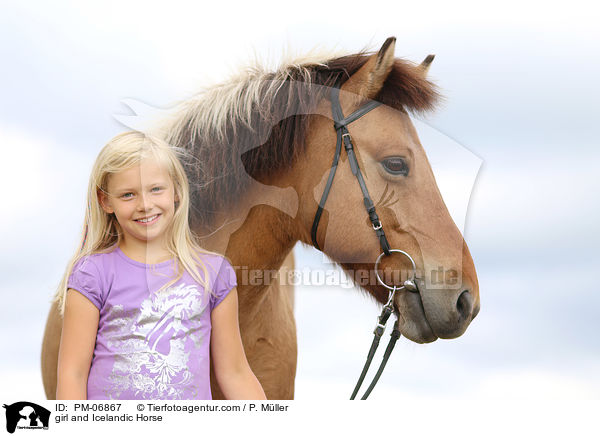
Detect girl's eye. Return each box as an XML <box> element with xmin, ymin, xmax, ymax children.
<box><xmin>121</xmin><ymin>193</ymin><xmax>134</xmax><ymax>199</ymax></box>
<box><xmin>381</xmin><ymin>157</ymin><xmax>409</xmax><ymax>176</ymax></box>
<box><xmin>151</xmin><ymin>186</ymin><xmax>164</xmax><ymax>193</ymax></box>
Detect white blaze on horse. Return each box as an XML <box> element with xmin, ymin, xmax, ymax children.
<box><xmin>42</xmin><ymin>37</ymin><xmax>479</xmax><ymax>399</ymax></box>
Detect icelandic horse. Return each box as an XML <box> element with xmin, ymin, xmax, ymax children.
<box><xmin>41</xmin><ymin>37</ymin><xmax>479</xmax><ymax>399</ymax></box>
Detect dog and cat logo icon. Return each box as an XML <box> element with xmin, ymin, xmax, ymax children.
<box><xmin>2</xmin><ymin>402</ymin><xmax>50</xmax><ymax>433</ymax></box>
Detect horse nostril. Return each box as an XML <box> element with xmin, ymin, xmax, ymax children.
<box><xmin>456</xmin><ymin>290</ymin><xmax>473</xmax><ymax>320</ymax></box>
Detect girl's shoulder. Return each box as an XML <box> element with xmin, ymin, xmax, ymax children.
<box><xmin>196</xmin><ymin>251</ymin><xmax>228</xmax><ymax>265</ymax></box>
<box><xmin>72</xmin><ymin>248</ymin><xmax>119</xmax><ymax>273</ymax></box>
<box><xmin>193</xmin><ymin>252</ymin><xmax>237</xmax><ymax>310</ymax></box>
<box><xmin>200</xmin><ymin>252</ymin><xmax>236</xmax><ymax>289</ymax></box>
<box><xmin>195</xmin><ymin>251</ymin><xmax>234</xmax><ymax>275</ymax></box>
<box><xmin>68</xmin><ymin>250</ymin><xmax>119</xmax><ymax>309</ymax></box>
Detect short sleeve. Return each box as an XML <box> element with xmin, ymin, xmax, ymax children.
<box><xmin>67</xmin><ymin>257</ymin><xmax>104</xmax><ymax>310</ymax></box>
<box><xmin>209</xmin><ymin>257</ymin><xmax>237</xmax><ymax>311</ymax></box>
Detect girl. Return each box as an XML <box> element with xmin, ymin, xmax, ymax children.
<box><xmin>55</xmin><ymin>131</ymin><xmax>266</xmax><ymax>400</ymax></box>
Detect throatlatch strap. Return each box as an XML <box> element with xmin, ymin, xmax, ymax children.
<box><xmin>311</xmin><ymin>121</ymin><xmax>344</xmax><ymax>250</ymax></box>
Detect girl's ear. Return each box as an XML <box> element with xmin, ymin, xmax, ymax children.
<box><xmin>97</xmin><ymin>189</ymin><xmax>114</xmax><ymax>214</ymax></box>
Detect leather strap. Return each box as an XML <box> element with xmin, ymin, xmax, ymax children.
<box><xmin>359</xmin><ymin>319</ymin><xmax>401</xmax><ymax>400</ymax></box>
<box><xmin>349</xmin><ymin>304</ymin><xmax>394</xmax><ymax>400</ymax></box>
<box><xmin>311</xmin><ymin>85</ymin><xmax>391</xmax><ymax>255</ymax></box>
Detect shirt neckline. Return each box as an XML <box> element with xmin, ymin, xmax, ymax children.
<box><xmin>115</xmin><ymin>246</ymin><xmax>175</xmax><ymax>269</ymax></box>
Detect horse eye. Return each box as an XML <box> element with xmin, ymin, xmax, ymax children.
<box><xmin>381</xmin><ymin>157</ymin><xmax>409</xmax><ymax>176</ymax></box>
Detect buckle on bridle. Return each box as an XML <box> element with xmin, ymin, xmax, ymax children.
<box><xmin>372</xmin><ymin>220</ymin><xmax>383</xmax><ymax>231</ymax></box>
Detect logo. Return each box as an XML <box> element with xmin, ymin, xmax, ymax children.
<box><xmin>2</xmin><ymin>402</ymin><xmax>50</xmax><ymax>434</ymax></box>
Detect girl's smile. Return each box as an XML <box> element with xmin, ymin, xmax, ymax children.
<box><xmin>134</xmin><ymin>214</ymin><xmax>161</xmax><ymax>225</ymax></box>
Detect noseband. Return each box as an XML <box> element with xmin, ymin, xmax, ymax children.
<box><xmin>311</xmin><ymin>83</ymin><xmax>419</xmax><ymax>399</ymax></box>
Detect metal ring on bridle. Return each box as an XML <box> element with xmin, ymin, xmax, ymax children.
<box><xmin>374</xmin><ymin>249</ymin><xmax>418</xmax><ymax>292</ymax></box>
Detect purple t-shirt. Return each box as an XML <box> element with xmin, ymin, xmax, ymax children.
<box><xmin>67</xmin><ymin>246</ymin><xmax>236</xmax><ymax>400</ymax></box>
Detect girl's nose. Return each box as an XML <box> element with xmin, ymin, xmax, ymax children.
<box><xmin>136</xmin><ymin>193</ymin><xmax>153</xmax><ymax>211</ymax></box>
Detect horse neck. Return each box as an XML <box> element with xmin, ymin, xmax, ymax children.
<box><xmin>196</xmin><ymin>178</ymin><xmax>300</xmax><ymax>293</ymax></box>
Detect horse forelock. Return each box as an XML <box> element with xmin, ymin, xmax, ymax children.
<box><xmin>158</xmin><ymin>48</ymin><xmax>440</xmax><ymax>229</ymax></box>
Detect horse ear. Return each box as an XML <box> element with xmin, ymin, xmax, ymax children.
<box><xmin>419</xmin><ymin>54</ymin><xmax>435</xmax><ymax>75</ymax></box>
<box><xmin>340</xmin><ymin>37</ymin><xmax>396</xmax><ymax>101</ymax></box>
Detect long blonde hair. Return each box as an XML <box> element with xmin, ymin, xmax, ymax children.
<box><xmin>54</xmin><ymin>131</ymin><xmax>218</xmax><ymax>314</ymax></box>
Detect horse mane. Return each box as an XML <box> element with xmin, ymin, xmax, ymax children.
<box><xmin>158</xmin><ymin>49</ymin><xmax>440</xmax><ymax>229</ymax></box>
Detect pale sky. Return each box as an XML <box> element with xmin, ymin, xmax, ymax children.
<box><xmin>1</xmin><ymin>0</ymin><xmax>599</xmax><ymax>422</ymax></box>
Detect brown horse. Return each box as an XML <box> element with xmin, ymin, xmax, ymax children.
<box><xmin>41</xmin><ymin>37</ymin><xmax>479</xmax><ymax>399</ymax></box>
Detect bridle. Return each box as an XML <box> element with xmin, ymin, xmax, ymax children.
<box><xmin>311</xmin><ymin>82</ymin><xmax>419</xmax><ymax>400</ymax></box>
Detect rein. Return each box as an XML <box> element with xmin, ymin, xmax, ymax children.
<box><xmin>311</xmin><ymin>83</ymin><xmax>419</xmax><ymax>399</ymax></box>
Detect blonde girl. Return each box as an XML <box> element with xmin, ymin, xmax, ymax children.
<box><xmin>55</xmin><ymin>131</ymin><xmax>265</xmax><ymax>400</ymax></box>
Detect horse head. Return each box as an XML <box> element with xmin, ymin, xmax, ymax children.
<box><xmin>294</xmin><ymin>38</ymin><xmax>480</xmax><ymax>343</ymax></box>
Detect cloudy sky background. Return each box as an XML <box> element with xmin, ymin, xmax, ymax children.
<box><xmin>1</xmin><ymin>0</ymin><xmax>599</xmax><ymax>416</ymax></box>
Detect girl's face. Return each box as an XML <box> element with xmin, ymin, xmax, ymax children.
<box><xmin>99</xmin><ymin>158</ymin><xmax>177</xmax><ymax>248</ymax></box>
